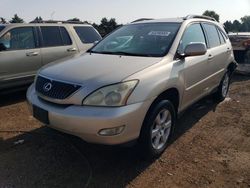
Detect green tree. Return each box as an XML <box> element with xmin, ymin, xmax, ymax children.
<box><xmin>0</xmin><ymin>17</ymin><xmax>7</xmax><ymax>24</ymax></box>
<box><xmin>232</xmin><ymin>20</ymin><xmax>242</xmax><ymax>32</ymax></box>
<box><xmin>202</xmin><ymin>10</ymin><xmax>220</xmax><ymax>22</ymax></box>
<box><xmin>67</xmin><ymin>18</ymin><xmax>90</xmax><ymax>24</ymax></box>
<box><xmin>30</xmin><ymin>16</ymin><xmax>43</xmax><ymax>23</ymax></box>
<box><xmin>240</xmin><ymin>16</ymin><xmax>250</xmax><ymax>32</ymax></box>
<box><xmin>67</xmin><ymin>17</ymin><xmax>81</xmax><ymax>22</ymax></box>
<box><xmin>224</xmin><ymin>21</ymin><xmax>233</xmax><ymax>32</ymax></box>
<box><xmin>94</xmin><ymin>18</ymin><xmax>120</xmax><ymax>37</ymax></box>
<box><xmin>10</xmin><ymin>14</ymin><xmax>24</xmax><ymax>23</ymax></box>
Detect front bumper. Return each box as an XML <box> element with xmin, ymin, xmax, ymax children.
<box><xmin>27</xmin><ymin>84</ymin><xmax>153</xmax><ymax>145</ymax></box>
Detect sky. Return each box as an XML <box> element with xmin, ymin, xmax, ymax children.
<box><xmin>1</xmin><ymin>0</ymin><xmax>250</xmax><ymax>24</ymax></box>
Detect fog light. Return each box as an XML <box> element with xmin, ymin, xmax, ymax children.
<box><xmin>98</xmin><ymin>125</ymin><xmax>125</xmax><ymax>136</ymax></box>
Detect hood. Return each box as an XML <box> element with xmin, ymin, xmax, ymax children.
<box><xmin>39</xmin><ymin>53</ymin><xmax>162</xmax><ymax>86</ymax></box>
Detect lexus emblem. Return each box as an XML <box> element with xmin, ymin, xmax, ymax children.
<box><xmin>43</xmin><ymin>82</ymin><xmax>52</xmax><ymax>92</ymax></box>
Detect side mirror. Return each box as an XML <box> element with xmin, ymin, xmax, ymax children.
<box><xmin>0</xmin><ymin>43</ymin><xmax>7</xmax><ymax>51</ymax></box>
<box><xmin>181</xmin><ymin>43</ymin><xmax>207</xmax><ymax>58</ymax></box>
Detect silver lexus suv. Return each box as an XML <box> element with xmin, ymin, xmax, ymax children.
<box><xmin>27</xmin><ymin>15</ymin><xmax>237</xmax><ymax>158</ymax></box>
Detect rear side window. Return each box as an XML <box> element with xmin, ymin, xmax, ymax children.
<box><xmin>0</xmin><ymin>26</ymin><xmax>5</xmax><ymax>33</ymax></box>
<box><xmin>74</xmin><ymin>26</ymin><xmax>101</xmax><ymax>43</ymax></box>
<box><xmin>178</xmin><ymin>23</ymin><xmax>206</xmax><ymax>54</ymax></box>
<box><xmin>60</xmin><ymin>27</ymin><xmax>72</xmax><ymax>45</ymax></box>
<box><xmin>41</xmin><ymin>26</ymin><xmax>62</xmax><ymax>47</ymax></box>
<box><xmin>202</xmin><ymin>23</ymin><xmax>221</xmax><ymax>48</ymax></box>
<box><xmin>217</xmin><ymin>28</ymin><xmax>226</xmax><ymax>44</ymax></box>
<box><xmin>0</xmin><ymin>27</ymin><xmax>36</xmax><ymax>50</ymax></box>
<box><xmin>40</xmin><ymin>26</ymin><xmax>72</xmax><ymax>47</ymax></box>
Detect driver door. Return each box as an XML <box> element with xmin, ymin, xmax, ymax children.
<box><xmin>178</xmin><ymin>23</ymin><xmax>211</xmax><ymax>109</ymax></box>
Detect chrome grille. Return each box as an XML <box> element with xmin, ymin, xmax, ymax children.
<box><xmin>35</xmin><ymin>76</ymin><xmax>81</xmax><ymax>100</ymax></box>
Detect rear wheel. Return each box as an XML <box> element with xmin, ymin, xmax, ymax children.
<box><xmin>139</xmin><ymin>100</ymin><xmax>175</xmax><ymax>159</ymax></box>
<box><xmin>214</xmin><ymin>71</ymin><xmax>230</xmax><ymax>102</ymax></box>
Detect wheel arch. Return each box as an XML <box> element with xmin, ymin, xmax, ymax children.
<box><xmin>227</xmin><ymin>61</ymin><xmax>238</xmax><ymax>77</ymax></box>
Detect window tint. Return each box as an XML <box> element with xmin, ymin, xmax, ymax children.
<box><xmin>217</xmin><ymin>28</ymin><xmax>226</xmax><ymax>44</ymax></box>
<box><xmin>219</xmin><ymin>28</ymin><xmax>228</xmax><ymax>39</ymax></box>
<box><xmin>41</xmin><ymin>26</ymin><xmax>63</xmax><ymax>47</ymax></box>
<box><xmin>203</xmin><ymin>24</ymin><xmax>221</xmax><ymax>48</ymax></box>
<box><xmin>60</xmin><ymin>27</ymin><xmax>72</xmax><ymax>45</ymax></box>
<box><xmin>178</xmin><ymin>23</ymin><xmax>206</xmax><ymax>54</ymax></box>
<box><xmin>0</xmin><ymin>27</ymin><xmax>35</xmax><ymax>50</ymax></box>
<box><xmin>74</xmin><ymin>26</ymin><xmax>101</xmax><ymax>43</ymax></box>
<box><xmin>0</xmin><ymin>26</ymin><xmax>5</xmax><ymax>33</ymax></box>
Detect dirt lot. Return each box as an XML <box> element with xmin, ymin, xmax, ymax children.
<box><xmin>0</xmin><ymin>74</ymin><xmax>250</xmax><ymax>188</ymax></box>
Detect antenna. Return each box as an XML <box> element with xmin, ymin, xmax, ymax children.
<box><xmin>50</xmin><ymin>11</ymin><xmax>55</xmax><ymax>20</ymax></box>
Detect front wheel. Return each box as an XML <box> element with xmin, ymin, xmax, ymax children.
<box><xmin>138</xmin><ymin>100</ymin><xmax>176</xmax><ymax>159</ymax></box>
<box><xmin>214</xmin><ymin>71</ymin><xmax>230</xmax><ymax>102</ymax></box>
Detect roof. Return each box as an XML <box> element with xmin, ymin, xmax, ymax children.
<box><xmin>130</xmin><ymin>18</ymin><xmax>184</xmax><ymax>24</ymax></box>
<box><xmin>130</xmin><ymin>15</ymin><xmax>217</xmax><ymax>25</ymax></box>
<box><xmin>1</xmin><ymin>23</ymin><xmax>92</xmax><ymax>28</ymax></box>
<box><xmin>229</xmin><ymin>32</ymin><xmax>250</xmax><ymax>36</ymax></box>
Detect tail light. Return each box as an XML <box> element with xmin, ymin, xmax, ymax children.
<box><xmin>243</xmin><ymin>40</ymin><xmax>250</xmax><ymax>47</ymax></box>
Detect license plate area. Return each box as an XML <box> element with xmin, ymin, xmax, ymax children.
<box><xmin>33</xmin><ymin>105</ymin><xmax>49</xmax><ymax>124</ymax></box>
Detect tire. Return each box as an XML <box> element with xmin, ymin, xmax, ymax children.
<box><xmin>138</xmin><ymin>100</ymin><xmax>176</xmax><ymax>159</ymax></box>
<box><xmin>244</xmin><ymin>50</ymin><xmax>250</xmax><ymax>64</ymax></box>
<box><xmin>214</xmin><ymin>71</ymin><xmax>230</xmax><ymax>102</ymax></box>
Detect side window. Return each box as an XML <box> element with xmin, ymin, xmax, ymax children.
<box><xmin>202</xmin><ymin>23</ymin><xmax>221</xmax><ymax>48</ymax></box>
<box><xmin>217</xmin><ymin>28</ymin><xmax>226</xmax><ymax>44</ymax></box>
<box><xmin>219</xmin><ymin>28</ymin><xmax>228</xmax><ymax>40</ymax></box>
<box><xmin>41</xmin><ymin>26</ymin><xmax>63</xmax><ymax>47</ymax></box>
<box><xmin>60</xmin><ymin>27</ymin><xmax>72</xmax><ymax>45</ymax></box>
<box><xmin>0</xmin><ymin>27</ymin><xmax>35</xmax><ymax>51</ymax></box>
<box><xmin>178</xmin><ymin>23</ymin><xmax>206</xmax><ymax>54</ymax></box>
<box><xmin>74</xmin><ymin>26</ymin><xmax>101</xmax><ymax>43</ymax></box>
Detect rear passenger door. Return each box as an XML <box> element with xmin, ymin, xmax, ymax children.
<box><xmin>39</xmin><ymin>26</ymin><xmax>78</xmax><ymax>65</ymax></box>
<box><xmin>202</xmin><ymin>23</ymin><xmax>229</xmax><ymax>87</ymax></box>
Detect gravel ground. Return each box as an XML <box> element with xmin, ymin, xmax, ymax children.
<box><xmin>0</xmin><ymin>74</ymin><xmax>250</xmax><ymax>188</ymax></box>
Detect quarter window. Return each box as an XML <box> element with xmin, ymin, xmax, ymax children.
<box><xmin>178</xmin><ymin>23</ymin><xmax>206</xmax><ymax>54</ymax></box>
<box><xmin>202</xmin><ymin>23</ymin><xmax>221</xmax><ymax>48</ymax></box>
<box><xmin>0</xmin><ymin>27</ymin><xmax>35</xmax><ymax>51</ymax></box>
<box><xmin>217</xmin><ymin>28</ymin><xmax>226</xmax><ymax>44</ymax></box>
<box><xmin>74</xmin><ymin>26</ymin><xmax>101</xmax><ymax>43</ymax></box>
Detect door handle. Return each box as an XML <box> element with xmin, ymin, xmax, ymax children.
<box><xmin>208</xmin><ymin>54</ymin><xmax>214</xmax><ymax>61</ymax></box>
<box><xmin>226</xmin><ymin>47</ymin><xmax>231</xmax><ymax>53</ymax></box>
<box><xmin>26</xmin><ymin>51</ymin><xmax>39</xmax><ymax>57</ymax></box>
<box><xmin>67</xmin><ymin>48</ymin><xmax>77</xmax><ymax>52</ymax></box>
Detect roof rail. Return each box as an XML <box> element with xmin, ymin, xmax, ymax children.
<box><xmin>30</xmin><ymin>20</ymin><xmax>89</xmax><ymax>24</ymax></box>
<box><xmin>184</xmin><ymin>15</ymin><xmax>217</xmax><ymax>22</ymax></box>
<box><xmin>131</xmin><ymin>18</ymin><xmax>154</xmax><ymax>23</ymax></box>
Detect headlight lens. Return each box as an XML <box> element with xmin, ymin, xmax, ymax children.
<box><xmin>82</xmin><ymin>80</ymin><xmax>138</xmax><ymax>106</ymax></box>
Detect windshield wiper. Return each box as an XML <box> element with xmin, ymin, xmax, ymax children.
<box><xmin>90</xmin><ymin>51</ymin><xmax>153</xmax><ymax>57</ymax></box>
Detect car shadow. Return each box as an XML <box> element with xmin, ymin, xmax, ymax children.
<box><xmin>0</xmin><ymin>85</ymin><xmax>29</xmax><ymax>107</ymax></box>
<box><xmin>0</xmin><ymin>74</ymin><xmax>249</xmax><ymax>187</ymax></box>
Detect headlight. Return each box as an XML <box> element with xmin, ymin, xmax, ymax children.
<box><xmin>82</xmin><ymin>80</ymin><xmax>138</xmax><ymax>107</ymax></box>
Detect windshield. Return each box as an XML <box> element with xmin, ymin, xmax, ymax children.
<box><xmin>90</xmin><ymin>23</ymin><xmax>181</xmax><ymax>57</ymax></box>
<box><xmin>0</xmin><ymin>26</ymin><xmax>5</xmax><ymax>33</ymax></box>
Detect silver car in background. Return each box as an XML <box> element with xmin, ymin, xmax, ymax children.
<box><xmin>27</xmin><ymin>15</ymin><xmax>237</xmax><ymax>158</ymax></box>
<box><xmin>0</xmin><ymin>22</ymin><xmax>101</xmax><ymax>90</ymax></box>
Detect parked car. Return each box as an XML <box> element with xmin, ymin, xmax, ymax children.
<box><xmin>27</xmin><ymin>15</ymin><xmax>237</xmax><ymax>158</ymax></box>
<box><xmin>0</xmin><ymin>22</ymin><xmax>101</xmax><ymax>90</ymax></box>
<box><xmin>228</xmin><ymin>33</ymin><xmax>250</xmax><ymax>74</ymax></box>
